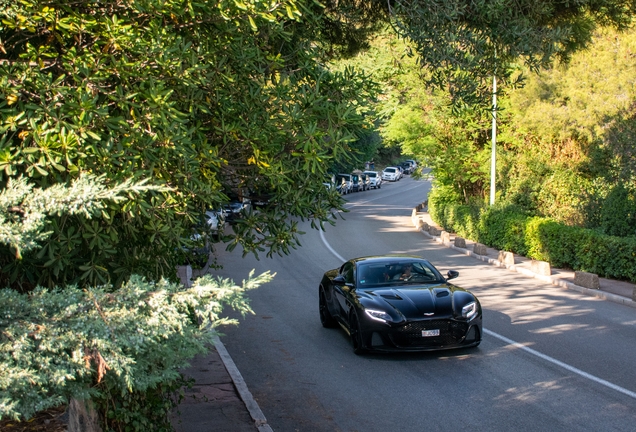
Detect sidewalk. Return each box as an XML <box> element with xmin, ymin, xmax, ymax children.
<box><xmin>170</xmin><ymin>335</ymin><xmax>272</xmax><ymax>432</ymax></box>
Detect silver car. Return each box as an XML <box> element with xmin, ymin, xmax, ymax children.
<box><xmin>382</xmin><ymin>167</ymin><xmax>399</xmax><ymax>182</ymax></box>
<box><xmin>363</xmin><ymin>171</ymin><xmax>382</xmax><ymax>189</ymax></box>
<box><xmin>336</xmin><ymin>173</ymin><xmax>353</xmax><ymax>194</ymax></box>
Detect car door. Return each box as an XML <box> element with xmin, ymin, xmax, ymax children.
<box><xmin>333</xmin><ymin>261</ymin><xmax>355</xmax><ymax>320</ymax></box>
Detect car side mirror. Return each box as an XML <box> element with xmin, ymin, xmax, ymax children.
<box><xmin>446</xmin><ymin>270</ymin><xmax>459</xmax><ymax>280</ymax></box>
<box><xmin>333</xmin><ymin>275</ymin><xmax>346</xmax><ymax>284</ymax></box>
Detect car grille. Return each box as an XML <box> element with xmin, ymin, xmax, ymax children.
<box><xmin>389</xmin><ymin>320</ymin><xmax>468</xmax><ymax>347</ymax></box>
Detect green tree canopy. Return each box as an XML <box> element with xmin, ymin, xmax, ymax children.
<box><xmin>389</xmin><ymin>0</ymin><xmax>635</xmax><ymax>105</ymax></box>
<box><xmin>0</xmin><ymin>0</ymin><xmax>378</xmax><ymax>290</ymax></box>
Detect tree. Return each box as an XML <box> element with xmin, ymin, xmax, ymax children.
<box><xmin>388</xmin><ymin>0</ymin><xmax>635</xmax><ymax>106</ymax></box>
<box><xmin>0</xmin><ymin>0</ymin><xmax>379</xmax><ymax>290</ymax></box>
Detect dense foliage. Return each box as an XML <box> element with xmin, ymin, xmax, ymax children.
<box><xmin>501</xmin><ymin>28</ymin><xmax>636</xmax><ymax>232</ymax></box>
<box><xmin>0</xmin><ymin>0</ymin><xmax>378</xmax><ymax>291</ymax></box>
<box><xmin>0</xmin><ymin>174</ymin><xmax>274</xmax><ymax>428</ymax></box>
<box><xmin>389</xmin><ymin>0</ymin><xmax>636</xmax><ymax>106</ymax></box>
<box><xmin>429</xmin><ymin>196</ymin><xmax>636</xmax><ymax>282</ymax></box>
<box><xmin>0</xmin><ymin>272</ymin><xmax>273</xmax><ymax>422</ymax></box>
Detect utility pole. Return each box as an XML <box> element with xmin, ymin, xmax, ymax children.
<box><xmin>490</xmin><ymin>74</ymin><xmax>497</xmax><ymax>206</ymax></box>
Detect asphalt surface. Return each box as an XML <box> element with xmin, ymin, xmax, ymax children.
<box><xmin>169</xmin><ymin>201</ymin><xmax>636</xmax><ymax>432</ymax></box>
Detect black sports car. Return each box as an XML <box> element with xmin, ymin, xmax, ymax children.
<box><xmin>318</xmin><ymin>255</ymin><xmax>482</xmax><ymax>354</ymax></box>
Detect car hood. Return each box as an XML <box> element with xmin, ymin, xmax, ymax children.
<box><xmin>366</xmin><ymin>284</ymin><xmax>457</xmax><ymax>318</ymax></box>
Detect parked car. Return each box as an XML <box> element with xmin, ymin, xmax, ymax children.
<box><xmin>382</xmin><ymin>167</ymin><xmax>399</xmax><ymax>182</ymax></box>
<box><xmin>399</xmin><ymin>162</ymin><xmax>413</xmax><ymax>175</ymax></box>
<box><xmin>318</xmin><ymin>255</ymin><xmax>482</xmax><ymax>354</ymax></box>
<box><xmin>360</xmin><ymin>173</ymin><xmax>371</xmax><ymax>191</ymax></box>
<box><xmin>404</xmin><ymin>159</ymin><xmax>418</xmax><ymax>169</ymax></box>
<box><xmin>351</xmin><ymin>172</ymin><xmax>368</xmax><ymax>192</ymax></box>
<box><xmin>336</xmin><ymin>173</ymin><xmax>353</xmax><ymax>194</ymax></box>
<box><xmin>334</xmin><ymin>177</ymin><xmax>347</xmax><ymax>195</ymax></box>
<box><xmin>181</xmin><ymin>210</ymin><xmax>225</xmax><ymax>268</ymax></box>
<box><xmin>222</xmin><ymin>199</ymin><xmax>251</xmax><ymax>224</ymax></box>
<box><xmin>363</xmin><ymin>171</ymin><xmax>382</xmax><ymax>189</ymax></box>
<box><xmin>396</xmin><ymin>165</ymin><xmax>404</xmax><ymax>179</ymax></box>
<box><xmin>204</xmin><ymin>209</ymin><xmax>225</xmax><ymax>232</ymax></box>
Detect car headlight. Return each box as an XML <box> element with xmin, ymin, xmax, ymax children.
<box><xmin>461</xmin><ymin>302</ymin><xmax>477</xmax><ymax>320</ymax></box>
<box><xmin>365</xmin><ymin>309</ymin><xmax>392</xmax><ymax>322</ymax></box>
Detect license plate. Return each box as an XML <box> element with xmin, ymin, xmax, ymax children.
<box><xmin>421</xmin><ymin>329</ymin><xmax>440</xmax><ymax>337</ymax></box>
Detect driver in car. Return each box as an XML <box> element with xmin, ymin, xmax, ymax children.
<box><xmin>392</xmin><ymin>264</ymin><xmax>412</xmax><ymax>281</ymax></box>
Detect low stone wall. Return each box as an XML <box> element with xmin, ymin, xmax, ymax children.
<box><xmin>574</xmin><ymin>271</ymin><xmax>600</xmax><ymax>289</ymax></box>
<box><xmin>498</xmin><ymin>251</ymin><xmax>515</xmax><ymax>266</ymax></box>
<box><xmin>531</xmin><ymin>260</ymin><xmax>551</xmax><ymax>276</ymax></box>
<box><xmin>440</xmin><ymin>231</ymin><xmax>451</xmax><ymax>244</ymax></box>
<box><xmin>454</xmin><ymin>237</ymin><xmax>466</xmax><ymax>248</ymax></box>
<box><xmin>473</xmin><ymin>243</ymin><xmax>487</xmax><ymax>256</ymax></box>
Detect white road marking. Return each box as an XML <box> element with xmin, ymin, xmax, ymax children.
<box><xmin>319</xmin><ymin>228</ymin><xmax>345</xmax><ymax>262</ymax></box>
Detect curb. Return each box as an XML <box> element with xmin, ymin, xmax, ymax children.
<box><xmin>212</xmin><ymin>335</ymin><xmax>273</xmax><ymax>432</ymax></box>
<box><xmin>419</xmin><ymin>228</ymin><xmax>636</xmax><ymax>310</ymax></box>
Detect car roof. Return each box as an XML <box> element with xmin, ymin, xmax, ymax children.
<box><xmin>352</xmin><ymin>255</ymin><xmax>430</xmax><ymax>265</ymax></box>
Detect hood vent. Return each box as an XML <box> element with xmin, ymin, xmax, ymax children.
<box><xmin>381</xmin><ymin>293</ymin><xmax>403</xmax><ymax>300</ymax></box>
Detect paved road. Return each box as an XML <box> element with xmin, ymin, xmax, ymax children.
<box><xmin>214</xmin><ymin>176</ymin><xmax>636</xmax><ymax>431</ymax></box>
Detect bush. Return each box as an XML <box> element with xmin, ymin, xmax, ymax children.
<box><xmin>478</xmin><ymin>204</ymin><xmax>531</xmax><ymax>256</ymax></box>
<box><xmin>428</xmin><ymin>185</ymin><xmax>462</xmax><ymax>226</ymax></box>
<box><xmin>430</xmin><ymin>195</ymin><xmax>636</xmax><ymax>282</ymax></box>
<box><xmin>600</xmin><ymin>184</ymin><xmax>636</xmax><ymax>237</ymax></box>
<box><xmin>525</xmin><ymin>217</ymin><xmax>583</xmax><ymax>267</ymax></box>
<box><xmin>0</xmin><ymin>271</ymin><xmax>274</xmax><ymax>427</ymax></box>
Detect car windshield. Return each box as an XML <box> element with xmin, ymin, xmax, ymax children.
<box><xmin>366</xmin><ymin>172</ymin><xmax>376</xmax><ymax>177</ymax></box>
<box><xmin>357</xmin><ymin>261</ymin><xmax>444</xmax><ymax>287</ymax></box>
<box><xmin>385</xmin><ymin>168</ymin><xmax>395</xmax><ymax>173</ymax></box>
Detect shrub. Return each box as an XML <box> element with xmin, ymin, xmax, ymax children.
<box><xmin>428</xmin><ymin>185</ymin><xmax>462</xmax><ymax>227</ymax></box>
<box><xmin>478</xmin><ymin>204</ymin><xmax>530</xmax><ymax>255</ymax></box>
<box><xmin>525</xmin><ymin>217</ymin><xmax>582</xmax><ymax>267</ymax></box>
<box><xmin>0</xmin><ymin>271</ymin><xmax>274</xmax><ymax>426</ymax></box>
<box><xmin>430</xmin><ymin>196</ymin><xmax>636</xmax><ymax>282</ymax></box>
<box><xmin>600</xmin><ymin>184</ymin><xmax>636</xmax><ymax>236</ymax></box>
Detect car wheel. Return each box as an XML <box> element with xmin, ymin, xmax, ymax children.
<box><xmin>349</xmin><ymin>313</ymin><xmax>366</xmax><ymax>355</ymax></box>
<box><xmin>319</xmin><ymin>288</ymin><xmax>337</xmax><ymax>328</ymax></box>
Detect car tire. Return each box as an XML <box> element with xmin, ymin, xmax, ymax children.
<box><xmin>349</xmin><ymin>313</ymin><xmax>366</xmax><ymax>355</ymax></box>
<box><xmin>319</xmin><ymin>288</ymin><xmax>337</xmax><ymax>328</ymax></box>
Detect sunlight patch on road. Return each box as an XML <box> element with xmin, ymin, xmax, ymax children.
<box><xmin>485</xmin><ymin>328</ymin><xmax>636</xmax><ymax>401</ymax></box>
<box><xmin>530</xmin><ymin>323</ymin><xmax>593</xmax><ymax>335</ymax></box>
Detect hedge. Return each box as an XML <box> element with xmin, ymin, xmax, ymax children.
<box><xmin>428</xmin><ymin>195</ymin><xmax>636</xmax><ymax>283</ymax></box>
